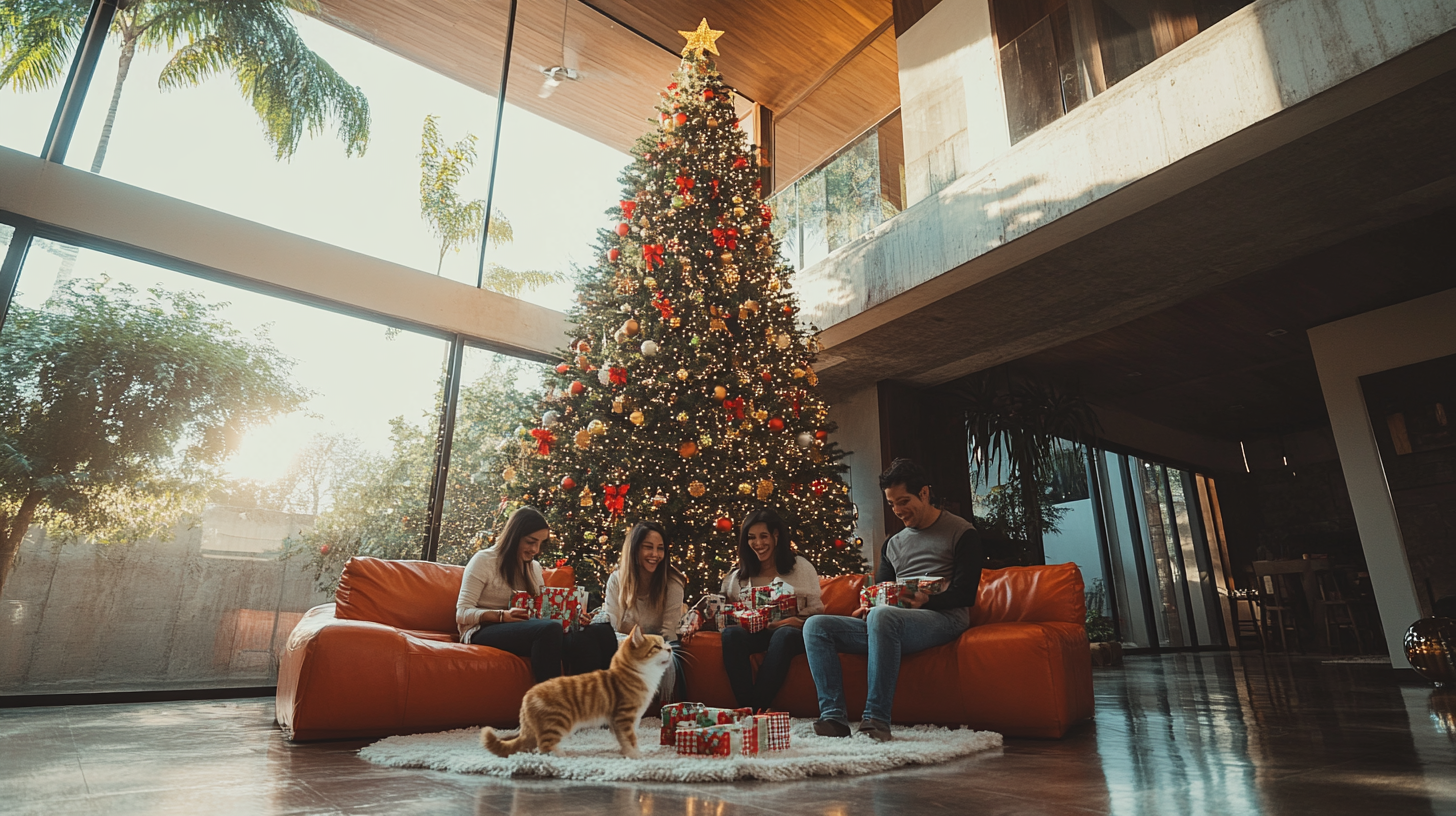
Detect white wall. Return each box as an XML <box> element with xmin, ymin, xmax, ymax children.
<box><xmin>0</xmin><ymin>147</ymin><xmax>569</xmax><ymax>359</ymax></box>
<box><xmin>828</xmin><ymin>384</ymin><xmax>885</xmax><ymax>572</ymax></box>
<box><xmin>1308</xmin><ymin>287</ymin><xmax>1456</xmax><ymax>669</ymax></box>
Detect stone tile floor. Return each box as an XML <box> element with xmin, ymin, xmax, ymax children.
<box><xmin>4</xmin><ymin>652</ymin><xmax>1455</xmax><ymax>815</ymax></box>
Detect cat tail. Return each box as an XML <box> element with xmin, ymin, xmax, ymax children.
<box><xmin>481</xmin><ymin>726</ymin><xmax>524</xmax><ymax>757</ymax></box>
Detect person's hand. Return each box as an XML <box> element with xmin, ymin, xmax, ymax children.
<box><xmin>904</xmin><ymin>590</ymin><xmax>931</xmax><ymax>609</ymax></box>
<box><xmin>852</xmin><ymin>604</ymin><xmax>871</xmax><ymax>619</ymax></box>
<box><xmin>504</xmin><ymin>607</ymin><xmax>530</xmax><ymax>622</ymax></box>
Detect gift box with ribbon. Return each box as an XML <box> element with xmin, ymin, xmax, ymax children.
<box><xmin>658</xmin><ymin>702</ymin><xmax>753</xmax><ymax>745</ymax></box>
<box><xmin>738</xmin><ymin>585</ymin><xmax>774</xmax><ymax>609</ymax></box>
<box><xmin>860</xmin><ymin>581</ymin><xmax>908</xmax><ymax>609</ymax></box>
<box><xmin>768</xmin><ymin>577</ymin><xmax>798</xmax><ymax>621</ymax></box>
<box><xmin>675</xmin><ymin>721</ymin><xmax>761</xmax><ymax>757</ymax></box>
<box><xmin>732</xmin><ymin>605</ymin><xmax>771</xmax><ymax>633</ymax></box>
<box><xmin>510</xmin><ymin>586</ymin><xmax>589</xmax><ymax>631</ymax></box>
<box><xmin>745</xmin><ymin>711</ymin><xmax>792</xmax><ymax>751</ymax></box>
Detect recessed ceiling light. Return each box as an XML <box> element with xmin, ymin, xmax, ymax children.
<box><xmin>1267</xmin><ymin>329</ymin><xmax>1288</xmax><ymax>337</ymax></box>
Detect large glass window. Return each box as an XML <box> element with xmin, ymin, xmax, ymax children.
<box><xmin>0</xmin><ymin>238</ymin><xmax>451</xmax><ymax>694</ymax></box>
<box><xmin>992</xmin><ymin>0</ymin><xmax>1254</xmax><ymax>144</ymax></box>
<box><xmin>0</xmin><ymin>11</ymin><xmax>82</xmax><ymax>156</ymax></box>
<box><xmin>46</xmin><ymin>4</ymin><xmax>513</xmax><ymax>287</ymax></box>
<box><xmin>482</xmin><ymin>0</ymin><xmax>682</xmax><ymax>313</ymax></box>
<box><xmin>437</xmin><ymin>345</ymin><xmax>550</xmax><ymax>567</ymax></box>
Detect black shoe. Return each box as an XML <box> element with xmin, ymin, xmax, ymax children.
<box><xmin>858</xmin><ymin>718</ymin><xmax>892</xmax><ymax>742</ymax></box>
<box><xmin>813</xmin><ymin>718</ymin><xmax>852</xmax><ymax>738</ymax></box>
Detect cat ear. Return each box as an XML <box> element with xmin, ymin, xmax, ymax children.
<box><xmin>629</xmin><ymin>625</ymin><xmax>645</xmax><ymax>646</ymax></box>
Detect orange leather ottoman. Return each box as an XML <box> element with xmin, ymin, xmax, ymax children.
<box><xmin>275</xmin><ymin>557</ymin><xmax>574</xmax><ymax>741</ymax></box>
<box><xmin>680</xmin><ymin>563</ymin><xmax>1093</xmax><ymax>738</ymax></box>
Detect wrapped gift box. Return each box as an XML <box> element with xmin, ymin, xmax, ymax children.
<box><xmin>675</xmin><ymin>722</ymin><xmax>760</xmax><ymax>757</ymax></box>
<box><xmin>739</xmin><ymin>585</ymin><xmax>774</xmax><ymax>609</ymax></box>
<box><xmin>768</xmin><ymin>578</ymin><xmax>798</xmax><ymax>621</ymax></box>
<box><xmin>745</xmin><ymin>711</ymin><xmax>791</xmax><ymax>751</ymax></box>
<box><xmin>509</xmin><ymin>586</ymin><xmax>589</xmax><ymax>630</ymax></box>
<box><xmin>659</xmin><ymin>702</ymin><xmax>752</xmax><ymax>745</ymax></box>
<box><xmin>860</xmin><ymin>581</ymin><xmax>908</xmax><ymax>608</ymax></box>
<box><xmin>732</xmin><ymin>605</ymin><xmax>771</xmax><ymax>633</ymax></box>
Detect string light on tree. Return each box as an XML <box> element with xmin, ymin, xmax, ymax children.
<box><xmin>494</xmin><ymin>22</ymin><xmax>859</xmax><ymax>595</ymax></box>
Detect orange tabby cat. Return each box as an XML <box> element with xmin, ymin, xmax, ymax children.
<box><xmin>482</xmin><ymin>625</ymin><xmax>672</xmax><ymax>758</ymax></box>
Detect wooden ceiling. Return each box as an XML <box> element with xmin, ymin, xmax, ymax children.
<box><xmin>991</xmin><ymin>208</ymin><xmax>1456</xmax><ymax>443</ymax></box>
<box><xmin>311</xmin><ymin>0</ymin><xmax>899</xmax><ymax>170</ymax></box>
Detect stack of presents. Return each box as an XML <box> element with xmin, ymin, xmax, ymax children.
<box><xmin>679</xmin><ymin>577</ymin><xmax>802</xmax><ymax>636</ymax></box>
<box><xmin>662</xmin><ymin>703</ymin><xmax>793</xmax><ymax>757</ymax></box>
<box><xmin>510</xmin><ymin>586</ymin><xmax>591</xmax><ymax>630</ymax></box>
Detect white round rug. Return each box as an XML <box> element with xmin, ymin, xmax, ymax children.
<box><xmin>358</xmin><ymin>717</ymin><xmax>1002</xmax><ymax>782</ymax></box>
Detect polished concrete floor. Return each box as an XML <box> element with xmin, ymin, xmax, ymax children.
<box><xmin>3</xmin><ymin>653</ymin><xmax>1455</xmax><ymax>816</ymax></box>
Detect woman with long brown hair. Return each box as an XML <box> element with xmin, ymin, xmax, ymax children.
<box><xmin>456</xmin><ymin>506</ymin><xmax>617</xmax><ymax>682</ymax></box>
<box><xmin>604</xmin><ymin>520</ymin><xmax>687</xmax><ymax>699</ymax></box>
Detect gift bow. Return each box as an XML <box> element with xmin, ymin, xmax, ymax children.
<box><xmin>711</xmin><ymin>228</ymin><xmax>738</xmax><ymax>250</ymax></box>
<box><xmin>722</xmin><ymin>397</ymin><xmax>745</xmax><ymax>420</ymax></box>
<box><xmin>674</xmin><ymin>175</ymin><xmax>695</xmax><ymax>193</ymax></box>
<box><xmin>620</xmin><ymin>200</ymin><xmax>637</xmax><ymax>220</ymax></box>
<box><xmin>609</xmin><ymin>366</ymin><xmax>628</xmax><ymax>385</ymax></box>
<box><xmin>733</xmin><ymin>156</ymin><xmax>749</xmax><ymax>169</ymax></box>
<box><xmin>710</xmin><ymin>179</ymin><xmax>721</xmax><ymax>198</ymax></box>
<box><xmin>653</xmin><ymin>291</ymin><xmax>674</xmax><ymax>320</ymax></box>
<box><xmin>643</xmin><ymin>244</ymin><xmax>665</xmax><ymax>269</ymax></box>
<box><xmin>602</xmin><ymin>484</ymin><xmax>630</xmax><ymax>516</ymax></box>
<box><xmin>529</xmin><ymin>428</ymin><xmax>555</xmax><ymax>455</ymax></box>
<box><xmin>760</xmin><ymin>203</ymin><xmax>773</xmax><ymax>228</ymax></box>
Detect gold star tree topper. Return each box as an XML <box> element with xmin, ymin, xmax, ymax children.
<box><xmin>679</xmin><ymin>19</ymin><xmax>724</xmax><ymax>57</ymax></box>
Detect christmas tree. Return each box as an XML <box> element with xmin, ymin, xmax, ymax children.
<box><xmin>497</xmin><ymin>20</ymin><xmax>861</xmax><ymax>597</ymax></box>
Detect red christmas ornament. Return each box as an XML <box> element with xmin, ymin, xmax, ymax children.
<box><xmin>815</xmin><ymin>430</ymin><xmax>828</xmax><ymax>441</ymax></box>
<box><xmin>616</xmin><ymin>222</ymin><xmax>630</xmax><ymax>237</ymax></box>
<box><xmin>704</xmin><ymin>89</ymin><xmax>714</xmax><ymax>99</ymax></box>
<box><xmin>608</xmin><ymin>248</ymin><xmax>620</xmax><ymax>262</ymax></box>
<box><xmin>319</xmin><ymin>544</ymin><xmax>331</xmax><ymax>555</ymax></box>
<box><xmin>555</xmin><ymin>363</ymin><xmax>570</xmax><ymax>374</ymax></box>
<box><xmin>560</xmin><ymin>476</ymin><xmax>576</xmax><ymax>491</ymax></box>
<box><xmin>569</xmin><ymin>380</ymin><xmax>585</xmax><ymax>396</ymax></box>
<box><xmin>834</xmin><ymin>539</ymin><xmax>848</xmax><ymax>550</ymax></box>
<box><xmin>709</xmin><ymin>178</ymin><xmax>721</xmax><ymax>198</ymax></box>
<box><xmin>783</xmin><ymin>305</ymin><xmax>794</xmax><ymax>316</ymax></box>
<box><xmin>716</xmin><ymin>517</ymin><xmax>733</xmax><ymax>532</ymax></box>
<box><xmin>674</xmin><ymin>112</ymin><xmax>687</xmax><ymax>126</ymax></box>
<box><xmin>761</xmin><ymin>370</ymin><xmax>772</xmax><ymax>382</ymax></box>
<box><xmin>732</xmin><ymin>156</ymin><xmax>748</xmax><ymax>169</ymax></box>
<box><xmin>722</xmin><ymin>397</ymin><xmax>745</xmax><ymax>420</ymax></box>
<box><xmin>674</xmin><ymin>175</ymin><xmax>695</xmax><ymax>193</ymax></box>
<box><xmin>812</xmin><ymin>480</ymin><xmax>827</xmax><ymax>496</ymax></box>
<box><xmin>768</xmin><ymin>417</ymin><xmax>785</xmax><ymax>432</ymax></box>
<box><xmin>760</xmin><ymin>204</ymin><xmax>773</xmax><ymax>228</ymax></box>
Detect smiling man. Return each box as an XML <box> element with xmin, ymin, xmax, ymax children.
<box><xmin>802</xmin><ymin>458</ymin><xmax>985</xmax><ymax>741</ymax></box>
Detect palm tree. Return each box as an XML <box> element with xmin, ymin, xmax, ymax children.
<box><xmin>418</xmin><ymin>114</ymin><xmax>561</xmax><ymax>294</ymax></box>
<box><xmin>1</xmin><ymin>0</ymin><xmax>370</xmax><ymax>173</ymax></box>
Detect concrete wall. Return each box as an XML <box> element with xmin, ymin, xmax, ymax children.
<box><xmin>1308</xmin><ymin>287</ymin><xmax>1456</xmax><ymax>669</ymax></box>
<box><xmin>828</xmin><ymin>384</ymin><xmax>885</xmax><ymax>571</ymax></box>
<box><xmin>0</xmin><ymin>148</ymin><xmax>569</xmax><ymax>360</ymax></box>
<box><xmin>797</xmin><ymin>0</ymin><xmax>1456</xmax><ymax>339</ymax></box>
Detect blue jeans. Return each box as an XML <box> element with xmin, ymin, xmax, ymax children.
<box><xmin>802</xmin><ymin>606</ymin><xmax>970</xmax><ymax>724</ymax></box>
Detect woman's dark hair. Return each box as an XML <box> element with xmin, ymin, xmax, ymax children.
<box><xmin>615</xmin><ymin>520</ymin><xmax>685</xmax><ymax>613</ymax></box>
<box><xmin>879</xmin><ymin>457</ymin><xmax>932</xmax><ymax>497</ymax></box>
<box><xmin>494</xmin><ymin>506</ymin><xmax>548</xmax><ymax>594</ymax></box>
<box><xmin>736</xmin><ymin>507</ymin><xmax>796</xmax><ymax>577</ymax></box>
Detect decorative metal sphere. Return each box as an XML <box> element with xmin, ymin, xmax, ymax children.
<box><xmin>641</xmin><ymin>340</ymin><xmax>659</xmax><ymax>357</ymax></box>
<box><xmin>541</xmin><ymin>410</ymin><xmax>560</xmax><ymax>428</ymax></box>
<box><xmin>1406</xmin><ymin>617</ymin><xmax>1456</xmax><ymax>686</ymax></box>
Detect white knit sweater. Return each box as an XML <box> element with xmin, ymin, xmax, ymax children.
<box><xmin>456</xmin><ymin>548</ymin><xmax>543</xmax><ymax>642</ymax></box>
<box><xmin>603</xmin><ymin>570</ymin><xmax>685</xmax><ymax>641</ymax></box>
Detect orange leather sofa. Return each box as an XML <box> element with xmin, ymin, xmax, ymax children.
<box><xmin>679</xmin><ymin>563</ymin><xmax>1094</xmax><ymax>738</ymax></box>
<box><xmin>276</xmin><ymin>557</ymin><xmax>575</xmax><ymax>741</ymax></box>
<box><xmin>277</xmin><ymin>558</ymin><xmax>1092</xmax><ymax>741</ymax></box>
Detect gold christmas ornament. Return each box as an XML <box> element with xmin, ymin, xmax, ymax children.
<box><xmin>612</xmin><ymin>398</ymin><xmax>625</xmax><ymax>413</ymax></box>
<box><xmin>732</xmin><ymin>195</ymin><xmax>743</xmax><ymax>204</ymax></box>
<box><xmin>677</xmin><ymin>369</ymin><xmax>690</xmax><ymax>380</ymax></box>
<box><xmin>689</xmin><ymin>480</ymin><xmax>706</xmax><ymax>497</ymax></box>
<box><xmin>733</xmin><ymin>206</ymin><xmax>745</xmax><ymax>217</ymax></box>
<box><xmin>756</xmin><ymin>479</ymin><xmax>774</xmax><ymax>500</ymax></box>
<box><xmin>793</xmin><ymin>368</ymin><xmax>806</xmax><ymax>378</ymax></box>
<box><xmin>713</xmin><ymin>385</ymin><xmax>727</xmax><ymax>399</ymax></box>
<box><xmin>652</xmin><ymin>491</ymin><xmax>668</xmax><ymax>508</ymax></box>
<box><xmin>777</xmin><ymin>333</ymin><xmax>791</xmax><ymax>350</ymax></box>
<box><xmin>768</xmin><ymin>275</ymin><xmax>781</xmax><ymax>292</ymax></box>
<box><xmin>722</xmin><ymin>268</ymin><xmax>739</xmax><ymax>286</ymax></box>
<box><xmin>644</xmin><ymin>277</ymin><xmax>657</xmax><ymax>289</ymax></box>
<box><xmin>679</xmin><ymin>441</ymin><xmax>698</xmax><ymax>458</ymax></box>
<box><xmin>670</xmin><ymin>317</ymin><xmax>682</xmax><ymax>328</ymax></box>
<box><xmin>707</xmin><ymin>116</ymin><xmax>718</xmax><ymax>127</ymax></box>
<box><xmin>752</xmin><ymin>409</ymin><xmax>769</xmax><ymax>421</ymax></box>
<box><xmin>588</xmin><ymin>419</ymin><xmax>607</xmax><ymax>435</ymax></box>
<box><xmin>677</xmin><ymin>411</ymin><xmax>690</xmax><ymax>423</ymax></box>
<box><xmin>574</xmin><ymin>429</ymin><xmax>592</xmax><ymax>449</ymax></box>
<box><xmin>630</xmin><ymin>410</ymin><xmax>645</xmax><ymax>426</ymax></box>
<box><xmin>502</xmin><ymin>466</ymin><xmax>517</xmax><ymax>483</ymax></box>
<box><xmin>580</xmin><ymin>486</ymin><xmax>594</xmax><ymax>506</ymax></box>
<box><xmin>624</xmin><ymin>318</ymin><xmax>641</xmax><ymax>336</ymax></box>
<box><xmin>737</xmin><ymin>483</ymin><xmax>752</xmax><ymax>495</ymax></box>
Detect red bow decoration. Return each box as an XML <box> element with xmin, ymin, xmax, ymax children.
<box><xmin>603</xmin><ymin>484</ymin><xmax>630</xmax><ymax>516</ymax></box>
<box><xmin>733</xmin><ymin>156</ymin><xmax>749</xmax><ymax>169</ymax></box>
<box><xmin>760</xmin><ymin>204</ymin><xmax>773</xmax><ymax>228</ymax></box>
<box><xmin>609</xmin><ymin>366</ymin><xmax>628</xmax><ymax>385</ymax></box>
<box><xmin>754</xmin><ymin>178</ymin><xmax>763</xmax><ymax>192</ymax></box>
<box><xmin>555</xmin><ymin>558</ymin><xmax>568</xmax><ymax>568</ymax></box>
<box><xmin>643</xmin><ymin>244</ymin><xmax>665</xmax><ymax>269</ymax></box>
<box><xmin>723</xmin><ymin>397</ymin><xmax>745</xmax><ymax>420</ymax></box>
<box><xmin>710</xmin><ymin>179</ymin><xmax>721</xmax><ymax>198</ymax></box>
<box><xmin>653</xmin><ymin>291</ymin><xmax>674</xmax><ymax>320</ymax></box>
<box><xmin>529</xmin><ymin>428</ymin><xmax>555</xmax><ymax>456</ymax></box>
<box><xmin>674</xmin><ymin>175</ymin><xmax>695</xmax><ymax>194</ymax></box>
<box><xmin>712</xmin><ymin>228</ymin><xmax>738</xmax><ymax>250</ymax></box>
<box><xmin>620</xmin><ymin>200</ymin><xmax>637</xmax><ymax>220</ymax></box>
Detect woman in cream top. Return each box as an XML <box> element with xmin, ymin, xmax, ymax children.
<box><xmin>719</xmin><ymin>508</ymin><xmax>824</xmax><ymax>710</ymax></box>
<box><xmin>456</xmin><ymin>507</ymin><xmax>616</xmax><ymax>682</ymax></box>
<box><xmin>604</xmin><ymin>521</ymin><xmax>686</xmax><ymax>700</ymax></box>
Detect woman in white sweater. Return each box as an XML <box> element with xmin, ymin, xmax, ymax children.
<box><xmin>456</xmin><ymin>507</ymin><xmax>616</xmax><ymax>683</ymax></box>
<box><xmin>604</xmin><ymin>521</ymin><xmax>686</xmax><ymax>699</ymax></box>
<box><xmin>720</xmin><ymin>508</ymin><xmax>825</xmax><ymax>710</ymax></box>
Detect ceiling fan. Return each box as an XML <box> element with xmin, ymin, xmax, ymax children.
<box><xmin>538</xmin><ymin>0</ymin><xmax>580</xmax><ymax>98</ymax></box>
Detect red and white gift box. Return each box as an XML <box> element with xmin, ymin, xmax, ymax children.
<box><xmin>860</xmin><ymin>581</ymin><xmax>908</xmax><ymax>609</ymax></box>
<box><xmin>745</xmin><ymin>711</ymin><xmax>792</xmax><ymax>751</ymax></box>
<box><xmin>739</xmin><ymin>585</ymin><xmax>774</xmax><ymax>609</ymax></box>
<box><xmin>510</xmin><ymin>586</ymin><xmax>589</xmax><ymax>630</ymax></box>
<box><xmin>675</xmin><ymin>722</ymin><xmax>760</xmax><ymax>757</ymax></box>
<box><xmin>659</xmin><ymin>702</ymin><xmax>753</xmax><ymax>745</ymax></box>
<box><xmin>732</xmin><ymin>605</ymin><xmax>771</xmax><ymax>633</ymax></box>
